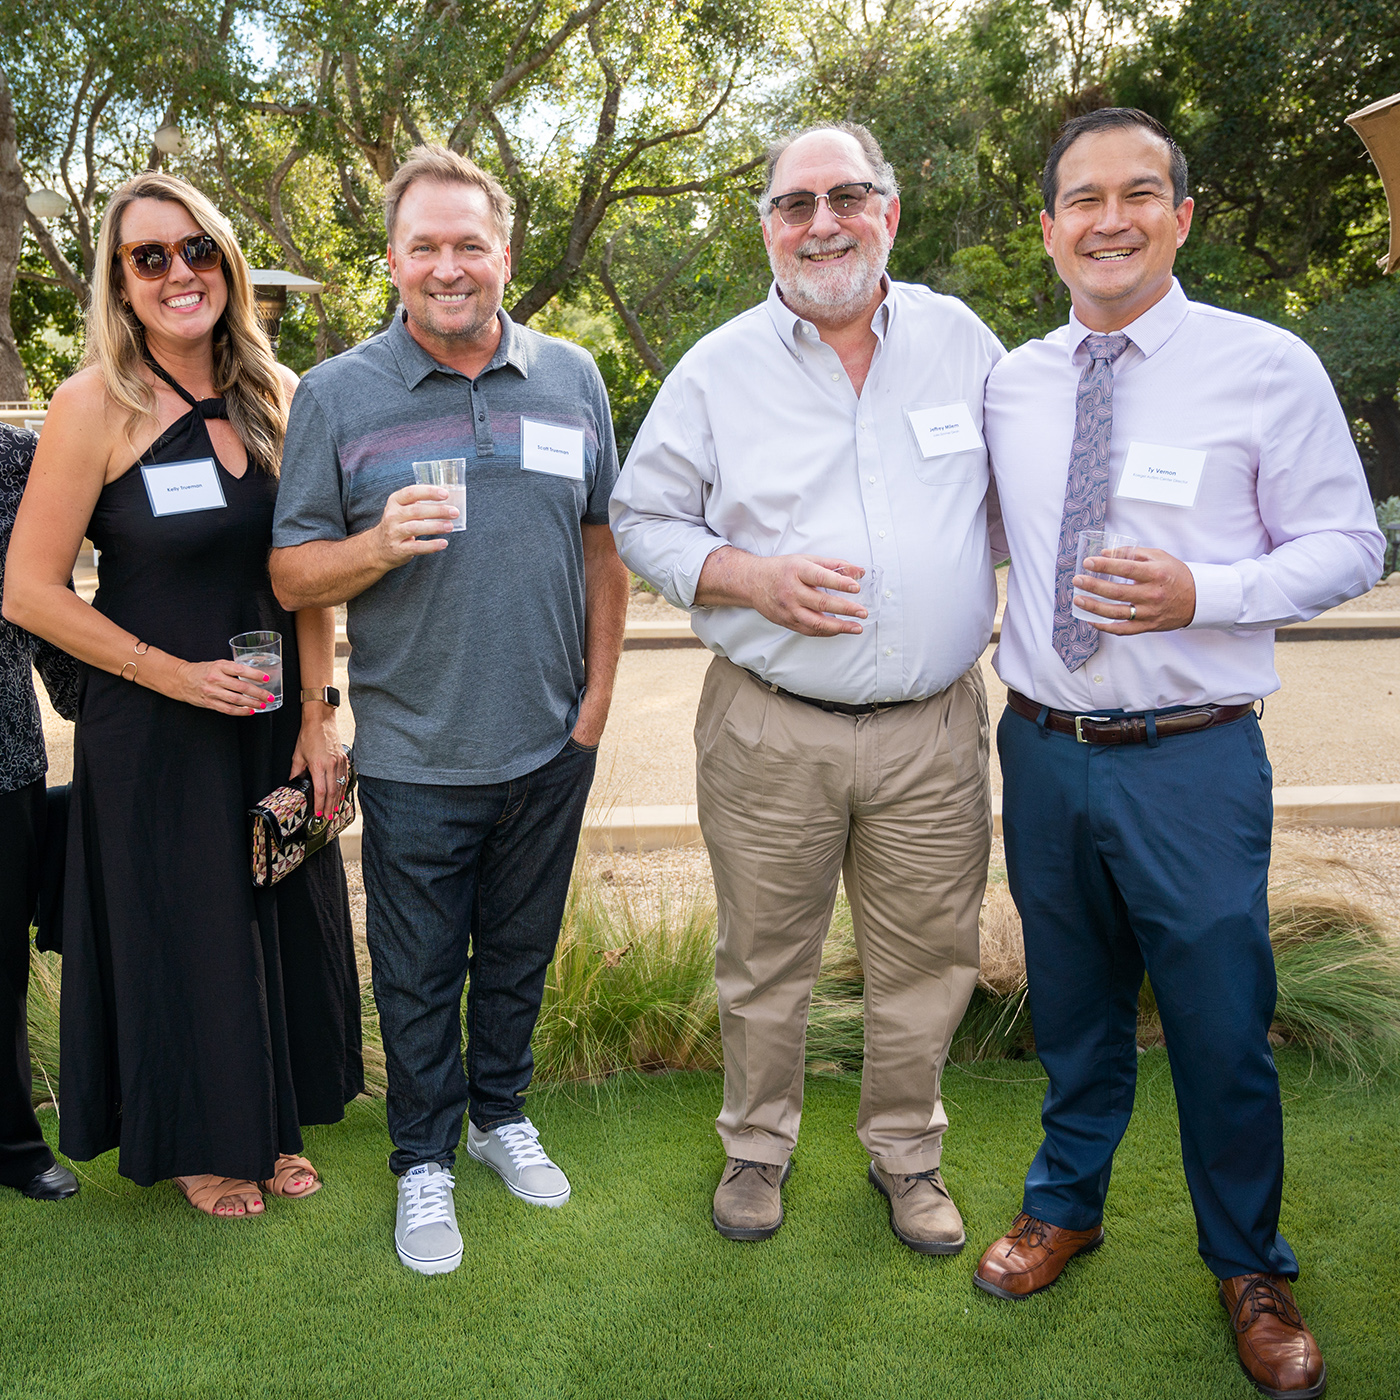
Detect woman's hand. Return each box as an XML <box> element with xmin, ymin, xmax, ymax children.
<box><xmin>289</xmin><ymin>705</ymin><xmax>348</xmax><ymax>820</ymax></box>
<box><xmin>171</xmin><ymin>659</ymin><xmax>276</xmax><ymax>714</ymax></box>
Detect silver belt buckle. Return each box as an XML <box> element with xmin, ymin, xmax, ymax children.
<box><xmin>1074</xmin><ymin>713</ymin><xmax>1113</xmax><ymax>743</ymax></box>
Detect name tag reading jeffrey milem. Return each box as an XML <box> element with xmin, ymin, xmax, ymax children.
<box><xmin>140</xmin><ymin>458</ymin><xmax>227</xmax><ymax>516</ymax></box>
<box><xmin>1115</xmin><ymin>441</ymin><xmax>1207</xmax><ymax>508</ymax></box>
<box><xmin>904</xmin><ymin>402</ymin><xmax>983</xmax><ymax>458</ymax></box>
<box><xmin>520</xmin><ymin>417</ymin><xmax>585</xmax><ymax>480</ymax></box>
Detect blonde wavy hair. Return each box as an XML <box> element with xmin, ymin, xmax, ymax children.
<box><xmin>85</xmin><ymin>172</ymin><xmax>287</xmax><ymax>474</ymax></box>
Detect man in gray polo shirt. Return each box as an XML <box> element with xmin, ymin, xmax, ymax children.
<box><xmin>271</xmin><ymin>145</ymin><xmax>628</xmax><ymax>1275</ymax></box>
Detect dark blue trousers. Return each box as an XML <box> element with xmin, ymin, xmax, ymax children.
<box><xmin>359</xmin><ymin>738</ymin><xmax>596</xmax><ymax>1176</ymax></box>
<box><xmin>998</xmin><ymin>704</ymin><xmax>1297</xmax><ymax>1281</ymax></box>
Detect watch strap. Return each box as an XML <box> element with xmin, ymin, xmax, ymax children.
<box><xmin>300</xmin><ymin>686</ymin><xmax>340</xmax><ymax>707</ymax></box>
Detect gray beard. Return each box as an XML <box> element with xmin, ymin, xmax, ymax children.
<box><xmin>769</xmin><ymin>228</ymin><xmax>890</xmax><ymax>322</ymax></box>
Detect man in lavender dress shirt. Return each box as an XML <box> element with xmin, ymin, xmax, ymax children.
<box><xmin>976</xmin><ymin>108</ymin><xmax>1382</xmax><ymax>1398</ymax></box>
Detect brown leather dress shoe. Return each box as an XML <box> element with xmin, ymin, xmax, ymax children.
<box><xmin>712</xmin><ymin>1157</ymin><xmax>791</xmax><ymax>1241</ymax></box>
<box><xmin>1219</xmin><ymin>1273</ymin><xmax>1327</xmax><ymax>1399</ymax></box>
<box><xmin>973</xmin><ymin>1211</ymin><xmax>1104</xmax><ymax>1300</ymax></box>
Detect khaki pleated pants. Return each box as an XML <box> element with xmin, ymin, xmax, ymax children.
<box><xmin>695</xmin><ymin>656</ymin><xmax>989</xmax><ymax>1173</ymax></box>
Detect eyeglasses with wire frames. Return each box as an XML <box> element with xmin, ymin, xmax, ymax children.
<box><xmin>115</xmin><ymin>233</ymin><xmax>223</xmax><ymax>281</ymax></box>
<box><xmin>767</xmin><ymin>182</ymin><xmax>886</xmax><ymax>227</ymax></box>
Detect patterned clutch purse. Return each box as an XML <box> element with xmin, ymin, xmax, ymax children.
<box><xmin>249</xmin><ymin>748</ymin><xmax>357</xmax><ymax>888</ymax></box>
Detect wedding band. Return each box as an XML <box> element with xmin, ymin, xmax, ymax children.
<box><xmin>336</xmin><ymin>776</ymin><xmax>347</xmax><ymax>785</ymax></box>
<box><xmin>1129</xmin><ymin>604</ymin><xmax>1137</xmax><ymax>621</ymax></box>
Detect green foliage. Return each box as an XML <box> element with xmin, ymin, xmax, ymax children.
<box><xmin>11</xmin><ymin>250</ymin><xmax>82</xmax><ymax>397</ymax></box>
<box><xmin>1375</xmin><ymin>496</ymin><xmax>1400</xmax><ymax>526</ymax></box>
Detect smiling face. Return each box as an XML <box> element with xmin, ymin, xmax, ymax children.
<box><xmin>387</xmin><ymin>179</ymin><xmax>511</xmax><ymax>354</ymax></box>
<box><xmin>117</xmin><ymin>197</ymin><xmax>228</xmax><ymax>349</ymax></box>
<box><xmin>1041</xmin><ymin>125</ymin><xmax>1194</xmax><ymax>332</ymax></box>
<box><xmin>761</xmin><ymin>131</ymin><xmax>899</xmax><ymax>328</ymax></box>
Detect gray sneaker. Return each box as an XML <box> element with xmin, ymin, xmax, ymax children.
<box><xmin>466</xmin><ymin>1118</ymin><xmax>571</xmax><ymax>1207</ymax></box>
<box><xmin>394</xmin><ymin>1163</ymin><xmax>463</xmax><ymax>1275</ymax></box>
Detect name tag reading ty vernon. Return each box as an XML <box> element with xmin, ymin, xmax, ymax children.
<box><xmin>140</xmin><ymin>458</ymin><xmax>227</xmax><ymax>516</ymax></box>
<box><xmin>520</xmin><ymin>418</ymin><xmax>585</xmax><ymax>480</ymax></box>
<box><xmin>1115</xmin><ymin>441</ymin><xmax>1207</xmax><ymax>508</ymax></box>
<box><xmin>904</xmin><ymin>402</ymin><xmax>983</xmax><ymax>458</ymax></box>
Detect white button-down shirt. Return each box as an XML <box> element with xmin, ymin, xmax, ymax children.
<box><xmin>611</xmin><ymin>280</ymin><xmax>1005</xmax><ymax>703</ymax></box>
<box><xmin>985</xmin><ymin>280</ymin><xmax>1384</xmax><ymax>712</ymax></box>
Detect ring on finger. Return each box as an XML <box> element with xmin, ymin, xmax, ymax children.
<box><xmin>1128</xmin><ymin>604</ymin><xmax>1137</xmax><ymax>622</ymax></box>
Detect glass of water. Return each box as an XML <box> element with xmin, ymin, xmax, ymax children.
<box><xmin>413</xmin><ymin>459</ymin><xmax>467</xmax><ymax>534</ymax></box>
<box><xmin>824</xmin><ymin>563</ymin><xmax>884</xmax><ymax>626</ymax></box>
<box><xmin>230</xmin><ymin>631</ymin><xmax>282</xmax><ymax>711</ymax></box>
<box><xmin>1073</xmin><ymin>531</ymin><xmax>1138</xmax><ymax>622</ymax></box>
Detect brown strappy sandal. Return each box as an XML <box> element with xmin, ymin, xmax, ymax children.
<box><xmin>174</xmin><ymin>1174</ymin><xmax>265</xmax><ymax>1217</ymax></box>
<box><xmin>259</xmin><ymin>1154</ymin><xmax>321</xmax><ymax>1199</ymax></box>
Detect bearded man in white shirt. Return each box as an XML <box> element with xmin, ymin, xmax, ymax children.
<box><xmin>976</xmin><ymin>107</ymin><xmax>1382</xmax><ymax>1398</ymax></box>
<box><xmin>612</xmin><ymin>123</ymin><xmax>1005</xmax><ymax>1252</ymax></box>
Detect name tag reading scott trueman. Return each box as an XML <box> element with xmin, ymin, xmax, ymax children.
<box><xmin>1115</xmin><ymin>441</ymin><xmax>1208</xmax><ymax>509</ymax></box>
<box><xmin>139</xmin><ymin>458</ymin><xmax>227</xmax><ymax>516</ymax></box>
<box><xmin>520</xmin><ymin>417</ymin><xmax>585</xmax><ymax>480</ymax></box>
<box><xmin>904</xmin><ymin>402</ymin><xmax>983</xmax><ymax>459</ymax></box>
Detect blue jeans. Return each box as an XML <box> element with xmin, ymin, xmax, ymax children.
<box><xmin>359</xmin><ymin>738</ymin><xmax>596</xmax><ymax>1175</ymax></box>
<box><xmin>998</xmin><ymin>703</ymin><xmax>1297</xmax><ymax>1282</ymax></box>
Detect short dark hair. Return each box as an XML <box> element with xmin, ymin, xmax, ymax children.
<box><xmin>1041</xmin><ymin>108</ymin><xmax>1189</xmax><ymax>214</ymax></box>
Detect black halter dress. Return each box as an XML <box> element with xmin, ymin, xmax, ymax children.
<box><xmin>59</xmin><ymin>363</ymin><xmax>363</xmax><ymax>1186</ymax></box>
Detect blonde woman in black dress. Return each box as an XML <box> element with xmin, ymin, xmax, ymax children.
<box><xmin>4</xmin><ymin>173</ymin><xmax>363</xmax><ymax>1217</ymax></box>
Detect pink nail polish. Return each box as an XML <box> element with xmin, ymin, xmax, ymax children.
<box><xmin>315</xmin><ymin>811</ymin><xmax>322</xmax><ymax>818</ymax></box>
<box><xmin>262</xmin><ymin>674</ymin><xmax>270</xmax><ymax>682</ymax></box>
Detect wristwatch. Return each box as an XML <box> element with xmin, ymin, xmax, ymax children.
<box><xmin>300</xmin><ymin>686</ymin><xmax>341</xmax><ymax>707</ymax></box>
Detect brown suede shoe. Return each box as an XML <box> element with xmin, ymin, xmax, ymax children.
<box><xmin>712</xmin><ymin>1157</ymin><xmax>791</xmax><ymax>1241</ymax></box>
<box><xmin>1219</xmin><ymin>1273</ymin><xmax>1327</xmax><ymax>1399</ymax></box>
<box><xmin>973</xmin><ymin>1211</ymin><xmax>1104</xmax><ymax>1300</ymax></box>
<box><xmin>868</xmin><ymin>1162</ymin><xmax>966</xmax><ymax>1255</ymax></box>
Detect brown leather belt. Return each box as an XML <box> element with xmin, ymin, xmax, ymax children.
<box><xmin>1005</xmin><ymin>688</ymin><xmax>1253</xmax><ymax>745</ymax></box>
<box><xmin>745</xmin><ymin>670</ymin><xmax>918</xmax><ymax>718</ymax></box>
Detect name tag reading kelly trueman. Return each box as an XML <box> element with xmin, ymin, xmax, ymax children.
<box><xmin>520</xmin><ymin>417</ymin><xmax>585</xmax><ymax>480</ymax></box>
<box><xmin>140</xmin><ymin>458</ymin><xmax>227</xmax><ymax>516</ymax></box>
<box><xmin>1115</xmin><ymin>441</ymin><xmax>1208</xmax><ymax>509</ymax></box>
<box><xmin>904</xmin><ymin>402</ymin><xmax>983</xmax><ymax>459</ymax></box>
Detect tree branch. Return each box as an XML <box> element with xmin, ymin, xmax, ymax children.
<box><xmin>597</xmin><ymin>236</ymin><xmax>667</xmax><ymax>376</ymax></box>
<box><xmin>23</xmin><ymin>211</ymin><xmax>87</xmax><ymax>300</ymax></box>
<box><xmin>607</xmin><ymin>154</ymin><xmax>763</xmax><ymax>205</ymax></box>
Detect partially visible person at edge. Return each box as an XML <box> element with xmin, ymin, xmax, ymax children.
<box><xmin>4</xmin><ymin>173</ymin><xmax>363</xmax><ymax>1218</ymax></box>
<box><xmin>269</xmin><ymin>145</ymin><xmax>629</xmax><ymax>1276</ymax></box>
<box><xmin>0</xmin><ymin>423</ymin><xmax>81</xmax><ymax>1205</ymax></box>
<box><xmin>976</xmin><ymin>107</ymin><xmax>1382</xmax><ymax>1399</ymax></box>
<box><xmin>612</xmin><ymin>123</ymin><xmax>1003</xmax><ymax>1253</ymax></box>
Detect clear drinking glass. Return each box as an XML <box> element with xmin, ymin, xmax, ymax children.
<box><xmin>1072</xmin><ymin>530</ymin><xmax>1138</xmax><ymax>622</ymax></box>
<box><xmin>824</xmin><ymin>562</ymin><xmax>884</xmax><ymax>625</ymax></box>
<box><xmin>230</xmin><ymin>630</ymin><xmax>282</xmax><ymax>711</ymax></box>
<box><xmin>413</xmin><ymin>458</ymin><xmax>467</xmax><ymax>533</ymax></box>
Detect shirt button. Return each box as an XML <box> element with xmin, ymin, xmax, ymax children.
<box><xmin>884</xmin><ymin>697</ymin><xmax>892</xmax><ymax>703</ymax></box>
<box><xmin>1093</xmin><ymin>674</ymin><xmax>1104</xmax><ymax>684</ymax></box>
<box><xmin>878</xmin><ymin>530</ymin><xmax>886</xmax><ymax>538</ymax></box>
<box><xmin>884</xmin><ymin>647</ymin><xmax>893</xmax><ymax>656</ymax></box>
<box><xmin>884</xmin><ymin>589</ymin><xmax>892</xmax><ymax>598</ymax></box>
<box><xmin>868</xmin><ymin>476</ymin><xmax>876</xmax><ymax>484</ymax></box>
<box><xmin>478</xmin><ymin>413</ymin><xmax>485</xmax><ymax>422</ymax></box>
<box><xmin>831</xmin><ymin>373</ymin><xmax>841</xmax><ymax>381</ymax></box>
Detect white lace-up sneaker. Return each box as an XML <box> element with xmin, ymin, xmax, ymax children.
<box><xmin>394</xmin><ymin>1162</ymin><xmax>463</xmax><ymax>1275</ymax></box>
<box><xmin>466</xmin><ymin>1118</ymin><xmax>571</xmax><ymax>1207</ymax></box>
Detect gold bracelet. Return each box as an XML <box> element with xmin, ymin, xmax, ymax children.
<box><xmin>120</xmin><ymin>639</ymin><xmax>149</xmax><ymax>682</ymax></box>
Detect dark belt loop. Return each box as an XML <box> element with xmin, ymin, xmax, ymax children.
<box><xmin>1145</xmin><ymin>710</ymin><xmax>1160</xmax><ymax>748</ymax></box>
<box><xmin>1035</xmin><ymin>703</ymin><xmax>1050</xmax><ymax>736</ymax></box>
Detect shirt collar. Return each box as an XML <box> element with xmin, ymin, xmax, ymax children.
<box><xmin>1065</xmin><ymin>277</ymin><xmax>1189</xmax><ymax>363</ymax></box>
<box><xmin>763</xmin><ymin>275</ymin><xmax>894</xmax><ymax>355</ymax></box>
<box><xmin>387</xmin><ymin>306</ymin><xmax>528</xmax><ymax>389</ymax></box>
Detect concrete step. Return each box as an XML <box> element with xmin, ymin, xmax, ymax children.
<box><xmin>333</xmin><ymin>784</ymin><xmax>1400</xmax><ymax>860</ymax></box>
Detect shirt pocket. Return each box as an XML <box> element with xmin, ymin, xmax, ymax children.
<box><xmin>903</xmin><ymin>401</ymin><xmax>984</xmax><ymax>486</ymax></box>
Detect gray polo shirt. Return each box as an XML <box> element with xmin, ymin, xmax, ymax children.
<box><xmin>273</xmin><ymin>310</ymin><xmax>619</xmax><ymax>785</ymax></box>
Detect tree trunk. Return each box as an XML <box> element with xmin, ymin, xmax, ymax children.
<box><xmin>1356</xmin><ymin>394</ymin><xmax>1400</xmax><ymax>500</ymax></box>
<box><xmin>0</xmin><ymin>63</ymin><xmax>30</xmax><ymax>402</ymax></box>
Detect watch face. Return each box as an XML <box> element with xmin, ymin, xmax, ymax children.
<box><xmin>325</xmin><ymin>686</ymin><xmax>341</xmax><ymax>707</ymax></box>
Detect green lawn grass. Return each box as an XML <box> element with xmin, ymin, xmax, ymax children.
<box><xmin>2</xmin><ymin>1050</ymin><xmax>1396</xmax><ymax>1400</ymax></box>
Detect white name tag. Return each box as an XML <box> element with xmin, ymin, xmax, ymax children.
<box><xmin>904</xmin><ymin>402</ymin><xmax>983</xmax><ymax>458</ymax></box>
<box><xmin>1115</xmin><ymin>441</ymin><xmax>1207</xmax><ymax>508</ymax></box>
<box><xmin>140</xmin><ymin>458</ymin><xmax>227</xmax><ymax>516</ymax></box>
<box><xmin>520</xmin><ymin>417</ymin><xmax>585</xmax><ymax>480</ymax></box>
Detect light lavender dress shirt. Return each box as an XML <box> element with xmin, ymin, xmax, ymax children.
<box><xmin>611</xmin><ymin>280</ymin><xmax>1005</xmax><ymax>704</ymax></box>
<box><xmin>984</xmin><ymin>279</ymin><xmax>1384</xmax><ymax>712</ymax></box>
